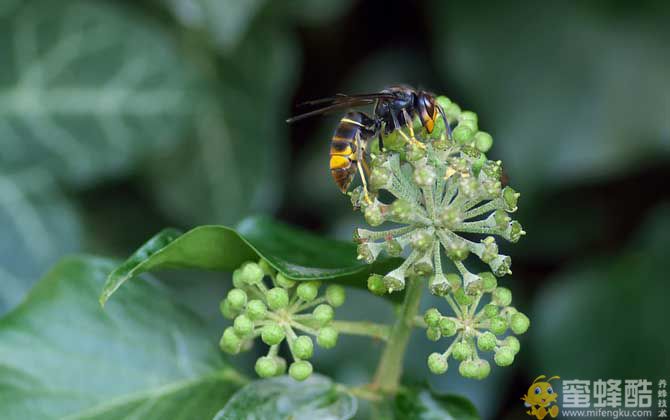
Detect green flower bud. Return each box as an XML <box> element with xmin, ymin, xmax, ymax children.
<box><xmin>220</xmin><ymin>299</ymin><xmax>238</xmax><ymax>320</ymax></box>
<box><xmin>428</xmin><ymin>352</ymin><xmax>449</xmax><ymax>374</ymax></box>
<box><xmin>438</xmin><ymin>207</ymin><xmax>461</xmax><ymax>227</ymax></box>
<box><xmin>276</xmin><ymin>273</ymin><xmax>296</xmax><ymax>289</ymax></box>
<box><xmin>289</xmin><ymin>360</ymin><xmax>313</xmax><ymax>381</ymax></box>
<box><xmin>503</xmin><ymin>336</ymin><xmax>521</xmax><ymax>354</ymax></box>
<box><xmin>459</xmin><ymin>177</ymin><xmax>480</xmax><ymax>199</ymax></box>
<box><xmin>429</xmin><ymin>273</ymin><xmax>450</xmax><ymax>296</ymax></box>
<box><xmin>446</xmin><ymin>273</ymin><xmax>462</xmax><ymax>290</ymax></box>
<box><xmin>458</xmin><ymin>119</ymin><xmax>478</xmax><ymax>132</ymax></box>
<box><xmin>410</xmin><ymin>229</ymin><xmax>433</xmax><ymax>252</ymax></box>
<box><xmin>383</xmin><ymin>268</ymin><xmax>406</xmax><ymax>292</ymax></box>
<box><xmin>459</xmin><ymin>360</ymin><xmax>479</xmax><ymax>379</ymax></box>
<box><xmin>475</xmin><ymin>359</ymin><xmax>491</xmax><ymax>379</ymax></box>
<box><xmin>383</xmin><ymin>130</ymin><xmax>407</xmax><ymax>151</ymax></box>
<box><xmin>411</xmin><ymin>255</ymin><xmax>434</xmax><ymax>276</ymax></box>
<box><xmin>406</xmin><ymin>142</ymin><xmax>426</xmax><ymax>162</ymax></box>
<box><xmin>474</xmin><ymin>131</ymin><xmax>493</xmax><ymax>153</ymax></box>
<box><xmin>232</xmin><ymin>268</ymin><xmax>245</xmax><ymax>288</ymax></box>
<box><xmin>483</xmin><ymin>303</ymin><xmax>499</xmax><ymax>319</ymax></box>
<box><xmin>500</xmin><ymin>306</ymin><xmax>518</xmax><ymax>318</ymax></box>
<box><xmin>489</xmin><ymin>316</ymin><xmax>508</xmax><ymax>335</ymax></box>
<box><xmin>226</xmin><ymin>288</ymin><xmax>247</xmax><ymax>311</ymax></box>
<box><xmin>454</xmin><ymin>288</ymin><xmax>473</xmax><ymax>305</ymax></box>
<box><xmin>325</xmin><ymin>285</ymin><xmax>346</xmax><ymax>307</ymax></box>
<box><xmin>266</xmin><ymin>287</ymin><xmax>289</xmax><ymax>310</ymax></box>
<box><xmin>453</xmin><ymin>126</ymin><xmax>474</xmax><ymax>145</ymax></box>
<box><xmin>370</xmin><ymin>166</ymin><xmax>391</xmax><ymax>191</ymax></box>
<box><xmin>459</xmin><ymin>110</ymin><xmax>478</xmax><ymax>123</ymax></box>
<box><xmin>477</xmin><ymin>331</ymin><xmax>497</xmax><ymax>352</ymax></box>
<box><xmin>313</xmin><ymin>304</ymin><xmax>334</xmax><ymax>326</ymax></box>
<box><xmin>364</xmin><ymin>203</ymin><xmax>385</xmax><ymax>227</ymax></box>
<box><xmin>444</xmin><ymin>102</ymin><xmax>461</xmax><ymax>124</ymax></box>
<box><xmin>494</xmin><ymin>346</ymin><xmax>515</xmax><ymax>367</ymax></box>
<box><xmin>317</xmin><ymin>326</ymin><xmax>339</xmax><ymax>349</ymax></box>
<box><xmin>297</xmin><ymin>282</ymin><xmax>319</xmax><ymax>302</ymax></box>
<box><xmin>293</xmin><ymin>336</ymin><xmax>314</xmax><ymax>360</ymax></box>
<box><xmin>255</xmin><ymin>356</ymin><xmax>279</xmax><ymax>378</ymax></box>
<box><xmin>240</xmin><ymin>262</ymin><xmax>264</xmax><ymax>285</ymax></box>
<box><xmin>506</xmin><ymin>221</ymin><xmax>525</xmax><ymax>243</ymax></box>
<box><xmin>452</xmin><ymin>341</ymin><xmax>473</xmax><ymax>361</ymax></box>
<box><xmin>413</xmin><ymin>164</ymin><xmax>436</xmax><ymax>187</ymax></box>
<box><xmin>424</xmin><ymin>308</ymin><xmax>442</xmax><ymax>327</ymax></box>
<box><xmin>245</xmin><ymin>299</ymin><xmax>267</xmax><ymax>321</ymax></box>
<box><xmin>479</xmin><ymin>237</ymin><xmax>499</xmax><ymax>264</ymax></box>
<box><xmin>261</xmin><ymin>323</ymin><xmax>285</xmax><ymax>346</ymax></box>
<box><xmin>220</xmin><ymin>327</ymin><xmax>242</xmax><ymax>354</ymax></box>
<box><xmin>436</xmin><ymin>96</ymin><xmax>451</xmax><ymax>109</ymax></box>
<box><xmin>479</xmin><ymin>272</ymin><xmax>497</xmax><ymax>292</ymax></box>
<box><xmin>510</xmin><ymin>312</ymin><xmax>530</xmax><ymax>334</ymax></box>
<box><xmin>445</xmin><ymin>237</ymin><xmax>469</xmax><ymax>261</ymax></box>
<box><xmin>426</xmin><ymin>326</ymin><xmax>441</xmax><ymax>341</ymax></box>
<box><xmin>233</xmin><ymin>314</ymin><xmax>254</xmax><ymax>338</ymax></box>
<box><xmin>389</xmin><ymin>199</ymin><xmax>413</xmax><ymax>223</ymax></box>
<box><xmin>367</xmin><ymin>274</ymin><xmax>387</xmax><ymax>296</ymax></box>
<box><xmin>492</xmin><ymin>209</ymin><xmax>511</xmax><ymax>230</ymax></box>
<box><xmin>502</xmin><ymin>186</ymin><xmax>520</xmax><ymax>211</ymax></box>
<box><xmin>439</xmin><ymin>317</ymin><xmax>458</xmax><ymax>337</ymax></box>
<box><xmin>384</xmin><ymin>238</ymin><xmax>403</xmax><ymax>257</ymax></box>
<box><xmin>492</xmin><ymin>287</ymin><xmax>513</xmax><ymax>306</ymax></box>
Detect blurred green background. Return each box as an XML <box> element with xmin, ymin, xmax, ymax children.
<box><xmin>0</xmin><ymin>0</ymin><xmax>668</xmax><ymax>418</ymax></box>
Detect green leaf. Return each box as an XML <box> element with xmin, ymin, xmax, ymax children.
<box><xmin>0</xmin><ymin>0</ymin><xmax>195</xmax><ymax>187</ymax></box>
<box><xmin>100</xmin><ymin>215</ymin><xmax>401</xmax><ymax>306</ymax></box>
<box><xmin>0</xmin><ymin>256</ymin><xmax>245</xmax><ymax>420</ymax></box>
<box><xmin>145</xmin><ymin>25</ymin><xmax>297</xmax><ymax>225</ymax></box>
<box><xmin>213</xmin><ymin>374</ymin><xmax>357</xmax><ymax>420</ymax></box>
<box><xmin>0</xmin><ymin>169</ymin><xmax>81</xmax><ymax>315</ymax></box>
<box><xmin>529</xmin><ymin>204</ymin><xmax>670</xmax><ymax>379</ymax></box>
<box><xmin>390</xmin><ymin>387</ymin><xmax>479</xmax><ymax>420</ymax></box>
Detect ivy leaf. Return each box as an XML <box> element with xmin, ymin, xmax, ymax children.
<box><xmin>213</xmin><ymin>374</ymin><xmax>357</xmax><ymax>420</ymax></box>
<box><xmin>145</xmin><ymin>26</ymin><xmax>297</xmax><ymax>225</ymax></box>
<box><xmin>0</xmin><ymin>169</ymin><xmax>81</xmax><ymax>316</ymax></box>
<box><xmin>0</xmin><ymin>0</ymin><xmax>195</xmax><ymax>187</ymax></box>
<box><xmin>386</xmin><ymin>386</ymin><xmax>479</xmax><ymax>420</ymax></box>
<box><xmin>0</xmin><ymin>256</ymin><xmax>245</xmax><ymax>420</ymax></box>
<box><xmin>100</xmin><ymin>215</ymin><xmax>401</xmax><ymax>306</ymax></box>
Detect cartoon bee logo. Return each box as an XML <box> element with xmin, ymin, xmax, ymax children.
<box><xmin>522</xmin><ymin>375</ymin><xmax>560</xmax><ymax>419</ymax></box>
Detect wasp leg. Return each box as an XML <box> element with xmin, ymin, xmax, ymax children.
<box><xmin>355</xmin><ymin>133</ymin><xmax>372</xmax><ymax>204</ymax></box>
<box><xmin>401</xmin><ymin>109</ymin><xmax>426</xmax><ymax>149</ymax></box>
<box><xmin>437</xmin><ymin>105</ymin><xmax>452</xmax><ymax>140</ymax></box>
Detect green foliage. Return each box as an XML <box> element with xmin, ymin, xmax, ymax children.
<box><xmin>388</xmin><ymin>387</ymin><xmax>479</xmax><ymax>420</ymax></box>
<box><xmin>0</xmin><ymin>256</ymin><xmax>244</xmax><ymax>419</ymax></box>
<box><xmin>214</xmin><ymin>375</ymin><xmax>357</xmax><ymax>420</ymax></box>
<box><xmin>101</xmin><ymin>216</ymin><xmax>401</xmax><ymax>305</ymax></box>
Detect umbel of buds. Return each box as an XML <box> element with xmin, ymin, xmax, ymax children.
<box><xmin>423</xmin><ymin>274</ymin><xmax>529</xmax><ymax>379</ymax></box>
<box><xmin>219</xmin><ymin>260</ymin><xmax>346</xmax><ymax>381</ymax></box>
<box><xmin>352</xmin><ymin>96</ymin><xmax>529</xmax><ymax>377</ymax></box>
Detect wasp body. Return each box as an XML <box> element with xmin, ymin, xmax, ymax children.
<box><xmin>287</xmin><ymin>85</ymin><xmax>450</xmax><ymax>199</ymax></box>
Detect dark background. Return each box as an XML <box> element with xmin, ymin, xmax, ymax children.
<box><xmin>1</xmin><ymin>1</ymin><xmax>668</xmax><ymax>418</ymax></box>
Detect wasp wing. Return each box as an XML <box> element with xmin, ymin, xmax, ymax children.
<box><xmin>298</xmin><ymin>92</ymin><xmax>395</xmax><ymax>107</ymax></box>
<box><xmin>286</xmin><ymin>98</ymin><xmax>377</xmax><ymax>123</ymax></box>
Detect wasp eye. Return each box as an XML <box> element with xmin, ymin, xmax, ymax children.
<box><xmin>547</xmin><ymin>387</ymin><xmax>553</xmax><ymax>394</ymax></box>
<box><xmin>534</xmin><ymin>387</ymin><xmax>541</xmax><ymax>395</ymax></box>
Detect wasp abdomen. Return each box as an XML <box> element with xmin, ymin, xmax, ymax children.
<box><xmin>329</xmin><ymin>112</ymin><xmax>374</xmax><ymax>192</ymax></box>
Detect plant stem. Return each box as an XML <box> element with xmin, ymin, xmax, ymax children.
<box><xmin>331</xmin><ymin>320</ymin><xmax>391</xmax><ymax>341</ymax></box>
<box><xmin>370</xmin><ymin>276</ymin><xmax>424</xmax><ymax>394</ymax></box>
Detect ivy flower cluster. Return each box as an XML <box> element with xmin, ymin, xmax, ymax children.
<box><xmin>352</xmin><ymin>96</ymin><xmax>529</xmax><ymax>378</ymax></box>
<box><xmin>219</xmin><ymin>260</ymin><xmax>345</xmax><ymax>381</ymax></box>
<box><xmin>423</xmin><ymin>274</ymin><xmax>529</xmax><ymax>378</ymax></box>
